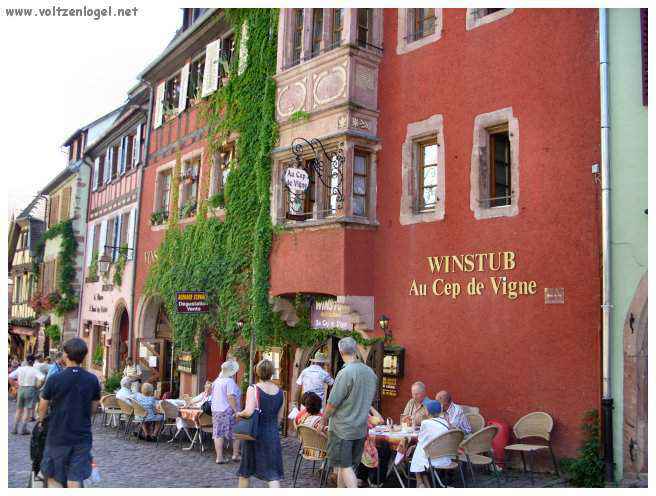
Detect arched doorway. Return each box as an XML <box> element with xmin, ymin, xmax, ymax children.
<box><xmin>136</xmin><ymin>295</ymin><xmax>179</xmax><ymax>397</ymax></box>
<box><xmin>112</xmin><ymin>307</ymin><xmax>130</xmax><ymax>372</ymax></box>
<box><xmin>623</xmin><ymin>272</ymin><xmax>648</xmax><ymax>479</ymax></box>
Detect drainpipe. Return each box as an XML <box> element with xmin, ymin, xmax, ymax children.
<box><xmin>599</xmin><ymin>8</ymin><xmax>614</xmax><ymax>482</ymax></box>
<box><xmin>128</xmin><ymin>81</ymin><xmax>155</xmax><ymax>360</ymax></box>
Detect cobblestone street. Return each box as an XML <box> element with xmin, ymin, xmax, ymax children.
<box><xmin>8</xmin><ymin>399</ymin><xmax>569</xmax><ymax>488</ymax></box>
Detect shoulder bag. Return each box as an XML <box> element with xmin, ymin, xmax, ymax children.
<box><xmin>233</xmin><ymin>385</ymin><xmax>261</xmax><ymax>441</ymax></box>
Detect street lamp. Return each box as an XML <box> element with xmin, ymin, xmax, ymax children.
<box><xmin>379</xmin><ymin>315</ymin><xmax>392</xmax><ymax>343</ymax></box>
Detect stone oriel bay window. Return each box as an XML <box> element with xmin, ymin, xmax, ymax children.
<box><xmin>469</xmin><ymin>107</ymin><xmax>519</xmax><ymax>220</ymax></box>
<box><xmin>271</xmin><ymin>139</ymin><xmax>378</xmax><ymax>226</ymax></box>
<box><xmin>465</xmin><ymin>8</ymin><xmax>514</xmax><ymax>31</ymax></box>
<box><xmin>400</xmin><ymin>114</ymin><xmax>446</xmax><ymax>225</ymax></box>
<box><xmin>396</xmin><ymin>9</ymin><xmax>443</xmax><ymax>55</ymax></box>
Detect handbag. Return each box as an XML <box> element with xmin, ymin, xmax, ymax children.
<box><xmin>201</xmin><ymin>399</ymin><xmax>212</xmax><ymax>415</ymax></box>
<box><xmin>233</xmin><ymin>385</ymin><xmax>261</xmax><ymax>441</ymax></box>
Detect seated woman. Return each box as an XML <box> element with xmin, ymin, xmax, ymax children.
<box><xmin>356</xmin><ymin>406</ymin><xmax>390</xmax><ymax>487</ymax></box>
<box><xmin>294</xmin><ymin>392</ymin><xmax>323</xmax><ymax>429</ymax></box>
<box><xmin>115</xmin><ymin>377</ymin><xmax>134</xmax><ymax>403</ymax></box>
<box><xmin>132</xmin><ymin>383</ymin><xmax>165</xmax><ymax>441</ymax></box>
<box><xmin>409</xmin><ymin>400</ymin><xmax>451</xmax><ymax>488</ymax></box>
<box><xmin>188</xmin><ymin>380</ymin><xmax>212</xmax><ymax>408</ymax></box>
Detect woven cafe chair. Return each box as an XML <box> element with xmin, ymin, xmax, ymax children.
<box><xmin>156</xmin><ymin>400</ymin><xmax>180</xmax><ymax>443</ymax></box>
<box><xmin>466</xmin><ymin>413</ymin><xmax>486</xmax><ymax>434</ymax></box>
<box><xmin>504</xmin><ymin>412</ymin><xmax>559</xmax><ymax>485</ymax></box>
<box><xmin>115</xmin><ymin>398</ymin><xmax>135</xmax><ymax>439</ymax></box>
<box><xmin>460</xmin><ymin>405</ymin><xmax>480</xmax><ymax>415</ymax></box>
<box><xmin>196</xmin><ymin>412</ymin><xmax>214</xmax><ymax>452</ymax></box>
<box><xmin>100</xmin><ymin>394</ymin><xmax>122</xmax><ymax>428</ymax></box>
<box><xmin>129</xmin><ymin>401</ymin><xmax>149</xmax><ymax>441</ymax></box>
<box><xmin>293</xmin><ymin>425</ymin><xmax>329</xmax><ymax>487</ymax></box>
<box><xmin>423</xmin><ymin>429</ymin><xmax>466</xmax><ymax>488</ymax></box>
<box><xmin>458</xmin><ymin>425</ymin><xmax>500</xmax><ymax>485</ymax></box>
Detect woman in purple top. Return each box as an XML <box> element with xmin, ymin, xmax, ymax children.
<box><xmin>211</xmin><ymin>360</ymin><xmax>241</xmax><ymax>463</ymax></box>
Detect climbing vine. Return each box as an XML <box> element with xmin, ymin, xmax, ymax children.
<box><xmin>32</xmin><ymin>219</ymin><xmax>78</xmax><ymax>316</ymax></box>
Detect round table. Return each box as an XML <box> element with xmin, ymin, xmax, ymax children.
<box><xmin>368</xmin><ymin>427</ymin><xmax>419</xmax><ymax>488</ymax></box>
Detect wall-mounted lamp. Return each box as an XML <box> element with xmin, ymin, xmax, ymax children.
<box><xmin>379</xmin><ymin>314</ymin><xmax>392</xmax><ymax>343</ymax></box>
<box><xmin>99</xmin><ymin>254</ymin><xmax>111</xmax><ymax>273</ymax></box>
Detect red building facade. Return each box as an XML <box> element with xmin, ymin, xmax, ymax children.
<box><xmin>269</xmin><ymin>8</ymin><xmax>601</xmax><ymax>459</ymax></box>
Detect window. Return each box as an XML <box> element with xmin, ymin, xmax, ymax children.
<box><xmin>353</xmin><ymin>151</ymin><xmax>368</xmax><ymax>217</ymax></box>
<box><xmin>111</xmin><ymin>143</ymin><xmax>120</xmax><ymax>180</ymax></box>
<box><xmin>486</xmin><ymin>124</ymin><xmax>511</xmax><ymax>208</ymax></box>
<box><xmin>286</xmin><ymin>160</ymin><xmax>316</xmax><ymax>220</ymax></box>
<box><xmin>291</xmin><ymin>9</ymin><xmax>303</xmax><ymax>66</ymax></box>
<box><xmin>120</xmin><ymin>211</ymin><xmax>130</xmax><ymax>249</ymax></box>
<box><xmin>410</xmin><ymin>9</ymin><xmax>435</xmax><ymax>41</ymax></box>
<box><xmin>210</xmin><ymin>145</ymin><xmax>234</xmax><ymax>198</ymax></box>
<box><xmin>219</xmin><ymin>35</ymin><xmax>235</xmax><ymax>87</ymax></box>
<box><xmin>188</xmin><ymin>55</ymin><xmax>205</xmax><ymax>103</ymax></box>
<box><xmin>163</xmin><ymin>73</ymin><xmax>181</xmax><ymax>116</ymax></box>
<box><xmin>14</xmin><ymin>276</ymin><xmax>22</xmax><ymax>303</ymax></box>
<box><xmin>311</xmin><ymin>9</ymin><xmax>323</xmax><ymax>57</ymax></box>
<box><xmin>357</xmin><ymin>9</ymin><xmax>373</xmax><ymax>48</ymax></box>
<box><xmin>332</xmin><ymin>8</ymin><xmax>343</xmax><ymax>48</ymax></box>
<box><xmin>466</xmin><ymin>8</ymin><xmax>514</xmax><ymax>31</ymax></box>
<box><xmin>96</xmin><ymin>155</ymin><xmax>105</xmax><ymax>189</ymax></box>
<box><xmin>180</xmin><ymin>157</ymin><xmax>200</xmax><ymax>215</ymax></box>
<box><xmin>60</xmin><ymin>186</ymin><xmax>71</xmax><ymax>221</ymax></box>
<box><xmin>158</xmin><ymin>170</ymin><xmax>172</xmax><ymax>214</ymax></box>
<box><xmin>48</xmin><ymin>194</ymin><xmax>60</xmax><ymax>227</ymax></box>
<box><xmin>125</xmin><ymin>133</ymin><xmax>135</xmax><ymax>171</ymax></box>
<box><xmin>416</xmin><ymin>138</ymin><xmax>439</xmax><ymax>212</ymax></box>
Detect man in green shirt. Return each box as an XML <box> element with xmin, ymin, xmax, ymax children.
<box><xmin>318</xmin><ymin>337</ymin><xmax>377</xmax><ymax>488</ymax></box>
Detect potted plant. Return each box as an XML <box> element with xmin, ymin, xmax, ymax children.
<box><xmin>190</xmin><ymin>87</ymin><xmax>203</xmax><ymax>107</ymax></box>
<box><xmin>163</xmin><ymin>103</ymin><xmax>177</xmax><ymax>122</ymax></box>
<box><xmin>150</xmin><ymin>210</ymin><xmax>169</xmax><ymax>226</ymax></box>
<box><xmin>179</xmin><ymin>200</ymin><xmax>197</xmax><ymax>219</ymax></box>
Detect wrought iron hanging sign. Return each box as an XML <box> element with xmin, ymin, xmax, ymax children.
<box><xmin>284</xmin><ymin>137</ymin><xmax>345</xmax><ymax>220</ymax></box>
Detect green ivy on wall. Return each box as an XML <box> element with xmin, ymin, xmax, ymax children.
<box><xmin>32</xmin><ymin>219</ymin><xmax>78</xmax><ymax>316</ymax></box>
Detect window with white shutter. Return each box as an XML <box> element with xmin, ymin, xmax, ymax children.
<box><xmin>104</xmin><ymin>148</ymin><xmax>111</xmax><ymax>184</ymax></box>
<box><xmin>119</xmin><ymin>137</ymin><xmax>127</xmax><ymax>175</ymax></box>
<box><xmin>93</xmin><ymin>157</ymin><xmax>100</xmax><ymax>191</ymax></box>
<box><xmin>127</xmin><ymin>208</ymin><xmax>136</xmax><ymax>260</ymax></box>
<box><xmin>179</xmin><ymin>63</ymin><xmax>190</xmax><ymax>113</ymax></box>
<box><xmin>86</xmin><ymin>224</ymin><xmax>95</xmax><ymax>267</ymax></box>
<box><xmin>202</xmin><ymin>39</ymin><xmax>221</xmax><ymax>97</ymax></box>
<box><xmin>133</xmin><ymin>124</ymin><xmax>142</xmax><ymax>167</ymax></box>
<box><xmin>112</xmin><ymin>215</ymin><xmax>122</xmax><ymax>262</ymax></box>
<box><xmin>99</xmin><ymin>219</ymin><xmax>108</xmax><ymax>258</ymax></box>
<box><xmin>154</xmin><ymin>81</ymin><xmax>165</xmax><ymax>129</ymax></box>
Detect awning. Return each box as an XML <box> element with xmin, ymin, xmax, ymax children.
<box><xmin>9</xmin><ymin>326</ymin><xmax>37</xmax><ymax>337</ymax></box>
<box><xmin>35</xmin><ymin>315</ymin><xmax>51</xmax><ymax>326</ymax></box>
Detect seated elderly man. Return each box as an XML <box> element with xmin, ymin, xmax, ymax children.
<box><xmin>435</xmin><ymin>390</ymin><xmax>472</xmax><ymax>434</ymax></box>
<box><xmin>401</xmin><ymin>381</ymin><xmax>429</xmax><ymax>427</ymax></box>
<box><xmin>409</xmin><ymin>400</ymin><xmax>451</xmax><ymax>488</ymax></box>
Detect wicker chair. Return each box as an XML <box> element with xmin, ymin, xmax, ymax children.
<box><xmin>100</xmin><ymin>394</ymin><xmax>122</xmax><ymax>428</ymax></box>
<box><xmin>458</xmin><ymin>425</ymin><xmax>500</xmax><ymax>485</ymax></box>
<box><xmin>423</xmin><ymin>429</ymin><xmax>466</xmax><ymax>488</ymax></box>
<box><xmin>115</xmin><ymin>398</ymin><xmax>135</xmax><ymax>439</ymax></box>
<box><xmin>157</xmin><ymin>400</ymin><xmax>180</xmax><ymax>443</ymax></box>
<box><xmin>460</xmin><ymin>405</ymin><xmax>480</xmax><ymax>415</ymax></box>
<box><xmin>129</xmin><ymin>401</ymin><xmax>149</xmax><ymax>441</ymax></box>
<box><xmin>466</xmin><ymin>413</ymin><xmax>486</xmax><ymax>434</ymax></box>
<box><xmin>293</xmin><ymin>425</ymin><xmax>329</xmax><ymax>487</ymax></box>
<box><xmin>504</xmin><ymin>412</ymin><xmax>559</xmax><ymax>485</ymax></box>
<box><xmin>196</xmin><ymin>412</ymin><xmax>214</xmax><ymax>452</ymax></box>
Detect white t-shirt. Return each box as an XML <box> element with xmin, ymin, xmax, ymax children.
<box><xmin>9</xmin><ymin>365</ymin><xmax>45</xmax><ymax>387</ymax></box>
<box><xmin>211</xmin><ymin>377</ymin><xmax>241</xmax><ymax>413</ymax></box>
<box><xmin>296</xmin><ymin>364</ymin><xmax>334</xmax><ymax>401</ymax></box>
<box><xmin>410</xmin><ymin>417</ymin><xmax>452</xmax><ymax>473</ymax></box>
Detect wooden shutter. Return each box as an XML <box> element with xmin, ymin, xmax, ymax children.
<box><xmin>99</xmin><ymin>219</ymin><xmax>108</xmax><ymax>258</ymax></box>
<box><xmin>127</xmin><ymin>208</ymin><xmax>136</xmax><ymax>260</ymax></box>
<box><xmin>49</xmin><ymin>194</ymin><xmax>60</xmax><ymax>227</ymax></box>
<box><xmin>154</xmin><ymin>82</ymin><xmax>165</xmax><ymax>128</ymax></box>
<box><xmin>86</xmin><ymin>224</ymin><xmax>95</xmax><ymax>267</ymax></box>
<box><xmin>202</xmin><ymin>39</ymin><xmax>221</xmax><ymax>96</ymax></box>
<box><xmin>60</xmin><ymin>186</ymin><xmax>71</xmax><ymax>221</ymax></box>
<box><xmin>93</xmin><ymin>157</ymin><xmax>100</xmax><ymax>191</ymax></box>
<box><xmin>112</xmin><ymin>216</ymin><xmax>122</xmax><ymax>261</ymax></box>
<box><xmin>133</xmin><ymin>124</ymin><xmax>142</xmax><ymax>167</ymax></box>
<box><xmin>641</xmin><ymin>8</ymin><xmax>648</xmax><ymax>106</ymax></box>
<box><xmin>238</xmin><ymin>22</ymin><xmax>249</xmax><ymax>76</ymax></box>
<box><xmin>178</xmin><ymin>63</ymin><xmax>190</xmax><ymax>113</ymax></box>
<box><xmin>118</xmin><ymin>138</ymin><xmax>125</xmax><ymax>175</ymax></box>
<box><xmin>52</xmin><ymin>259</ymin><xmax>58</xmax><ymax>291</ymax></box>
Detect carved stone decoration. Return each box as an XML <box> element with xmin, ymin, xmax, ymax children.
<box><xmin>337</xmin><ymin>115</ymin><xmax>348</xmax><ymax>129</ymax></box>
<box><xmin>313</xmin><ymin>65</ymin><xmax>347</xmax><ymax>107</ymax></box>
<box><xmin>277</xmin><ymin>80</ymin><xmax>307</xmax><ymax>118</ymax></box>
<box><xmin>355</xmin><ymin>64</ymin><xmax>375</xmax><ymax>91</ymax></box>
<box><xmin>351</xmin><ymin>117</ymin><xmax>370</xmax><ymax>130</ymax></box>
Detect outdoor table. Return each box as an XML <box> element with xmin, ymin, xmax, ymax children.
<box><xmin>368</xmin><ymin>426</ymin><xmax>419</xmax><ymax>488</ymax></box>
<box><xmin>178</xmin><ymin>407</ymin><xmax>204</xmax><ymax>450</ymax></box>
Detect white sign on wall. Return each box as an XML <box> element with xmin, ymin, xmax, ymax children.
<box><xmin>284</xmin><ymin>167</ymin><xmax>310</xmax><ymax>193</ymax></box>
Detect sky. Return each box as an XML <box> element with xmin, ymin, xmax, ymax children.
<box><xmin>1</xmin><ymin>2</ymin><xmax>181</xmax><ymax>220</ymax></box>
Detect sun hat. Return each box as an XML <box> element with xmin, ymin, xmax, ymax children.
<box><xmin>219</xmin><ymin>360</ymin><xmax>240</xmax><ymax>378</ymax></box>
<box><xmin>310</xmin><ymin>351</ymin><xmax>328</xmax><ymax>364</ymax></box>
<box><xmin>424</xmin><ymin>399</ymin><xmax>442</xmax><ymax>416</ymax></box>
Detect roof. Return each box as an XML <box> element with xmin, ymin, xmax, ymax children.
<box><xmin>39</xmin><ymin>162</ymin><xmax>79</xmax><ymax>195</ymax></box>
<box><xmin>62</xmin><ymin>106</ymin><xmax>122</xmax><ymax>147</ymax></box>
<box><xmin>137</xmin><ymin>8</ymin><xmax>218</xmax><ymax>81</ymax></box>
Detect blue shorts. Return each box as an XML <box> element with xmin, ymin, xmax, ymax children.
<box><xmin>41</xmin><ymin>443</ymin><xmax>92</xmax><ymax>486</ymax></box>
